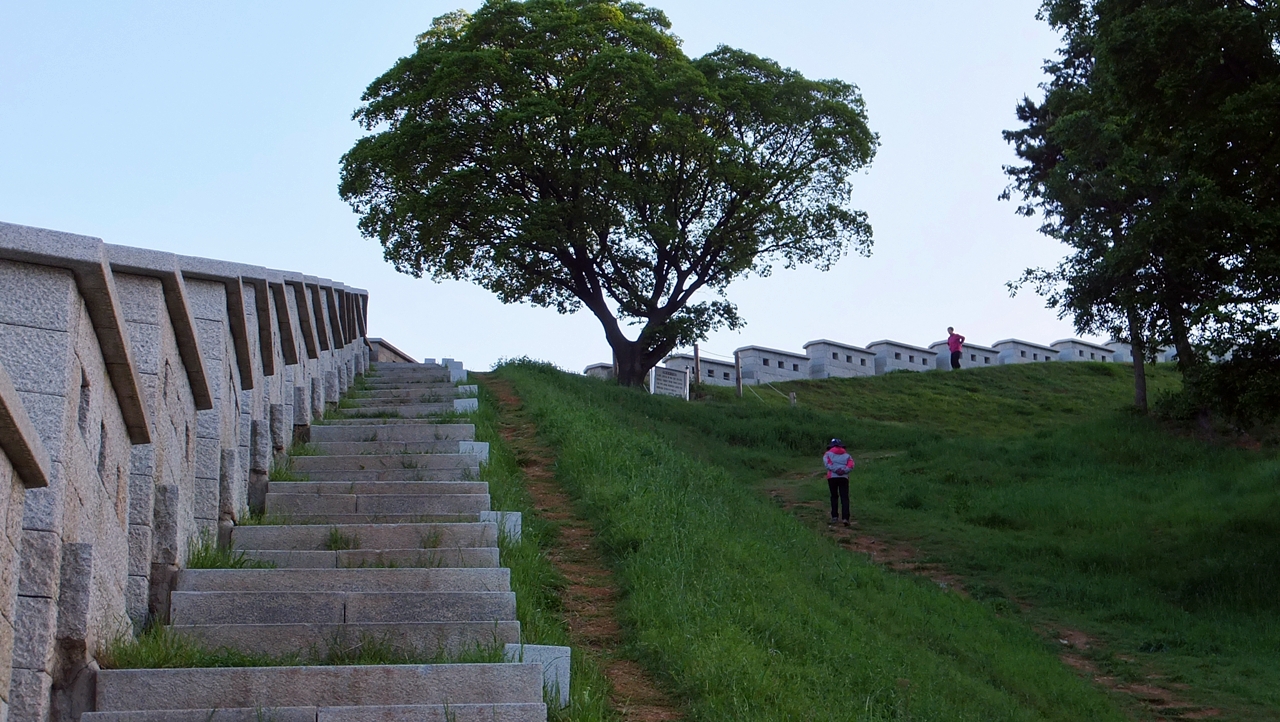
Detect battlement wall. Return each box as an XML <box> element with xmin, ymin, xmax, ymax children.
<box><xmin>0</xmin><ymin>221</ymin><xmax>370</xmax><ymax>721</ymax></box>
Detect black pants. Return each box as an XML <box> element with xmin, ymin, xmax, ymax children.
<box><xmin>951</xmin><ymin>350</ymin><xmax>962</xmax><ymax>369</ymax></box>
<box><xmin>828</xmin><ymin>477</ymin><xmax>850</xmax><ymax>521</ymax></box>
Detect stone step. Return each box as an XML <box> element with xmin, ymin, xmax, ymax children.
<box><xmin>332</xmin><ymin>402</ymin><xmax>467</xmax><ymax>418</ymax></box>
<box><xmin>290</xmin><ymin>469</ymin><xmax>476</xmax><ymax>482</ymax></box>
<box><xmin>291</xmin><ymin>454</ymin><xmax>478</xmax><ymax>472</ymax></box>
<box><xmin>345</xmin><ymin>396</ymin><xmax>466</xmax><ymax>408</ymax></box>
<box><xmin>356</xmin><ymin>387</ymin><xmax>473</xmax><ymax>400</ymax></box>
<box><xmin>171</xmin><ymin>590</ymin><xmax>517</xmax><ymax>625</ymax></box>
<box><xmin>232</xmin><ymin>523</ymin><xmax>497</xmax><ymax>551</ymax></box>
<box><xmin>310</xmin><ymin>440</ymin><xmax>466</xmax><ymax>455</ymax></box>
<box><xmin>177</xmin><ymin>567</ymin><xmax>510</xmax><ymax>593</ymax></box>
<box><xmin>269</xmin><ymin>481</ymin><xmax>489</xmax><ymax>496</ymax></box>
<box><xmin>318</xmin><ymin>419</ymin><xmax>472</xmax><ymax>428</ymax></box>
<box><xmin>260</xmin><ymin>513</ymin><xmax>482</xmax><ymax>525</ymax></box>
<box><xmin>266</xmin><ymin>493</ymin><xmax>491</xmax><ymax>517</ymax></box>
<box><xmin>363</xmin><ymin>374</ymin><xmax>451</xmax><ymax>384</ymax></box>
<box><xmin>84</xmin><ymin>704</ymin><xmax>546</xmax><ymax>722</ymax></box>
<box><xmin>310</xmin><ymin>424</ymin><xmax>475</xmax><ymax>442</ymax></box>
<box><xmin>93</xmin><ymin>664</ymin><xmax>544</xmax><ymax>711</ymax></box>
<box><xmin>173</xmin><ymin>621</ymin><xmax>520</xmax><ymax>656</ymax></box>
<box><xmin>242</xmin><ymin>547</ymin><xmax>500</xmax><ymax>569</ymax></box>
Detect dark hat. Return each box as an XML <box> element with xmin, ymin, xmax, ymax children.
<box><xmin>828</xmin><ymin>438</ymin><xmax>843</xmax><ymax>448</ymax></box>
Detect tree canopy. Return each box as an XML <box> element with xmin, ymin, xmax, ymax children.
<box><xmin>340</xmin><ymin>0</ymin><xmax>877</xmax><ymax>385</ymax></box>
<box><xmin>1004</xmin><ymin>0</ymin><xmax>1280</xmax><ymax>414</ymax></box>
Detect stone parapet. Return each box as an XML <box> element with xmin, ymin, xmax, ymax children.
<box><xmin>0</xmin><ymin>220</ymin><xmax>369</xmax><ymax>721</ymax></box>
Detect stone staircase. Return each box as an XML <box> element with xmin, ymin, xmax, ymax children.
<box><xmin>86</xmin><ymin>361</ymin><xmax>563</xmax><ymax>721</ymax></box>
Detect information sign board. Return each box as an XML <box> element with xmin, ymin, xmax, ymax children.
<box><xmin>649</xmin><ymin>366</ymin><xmax>689</xmax><ymax>400</ymax></box>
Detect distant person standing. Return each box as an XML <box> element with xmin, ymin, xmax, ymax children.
<box><xmin>824</xmin><ymin>439</ymin><xmax>855</xmax><ymax>527</ymax></box>
<box><xmin>947</xmin><ymin>327</ymin><xmax>966</xmax><ymax>370</ymax></box>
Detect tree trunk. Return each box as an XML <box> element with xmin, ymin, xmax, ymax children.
<box><xmin>1167</xmin><ymin>304</ymin><xmax>1197</xmax><ymax>373</ymax></box>
<box><xmin>1127</xmin><ymin>307</ymin><xmax>1148</xmax><ymax>413</ymax></box>
<box><xmin>612</xmin><ymin>341</ymin><xmax>650</xmax><ymax>388</ymax></box>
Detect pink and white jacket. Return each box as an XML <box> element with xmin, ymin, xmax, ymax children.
<box><xmin>823</xmin><ymin>446</ymin><xmax>855</xmax><ymax>479</ymax></box>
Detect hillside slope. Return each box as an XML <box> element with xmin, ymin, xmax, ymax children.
<box><xmin>492</xmin><ymin>361</ymin><xmax>1278</xmax><ymax>721</ymax></box>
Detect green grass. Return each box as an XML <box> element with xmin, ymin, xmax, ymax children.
<box><xmin>470</xmin><ymin>382</ymin><xmax>619</xmax><ymax>721</ymax></box>
<box><xmin>99</xmin><ymin>625</ymin><xmax>504</xmax><ymax>669</ymax></box>
<box><xmin>268</xmin><ymin>456</ymin><xmax>305</xmax><ymax>482</ymax></box>
<box><xmin>490</xmin><ymin>359</ymin><xmax>1280</xmax><ymax>721</ymax></box>
<box><xmin>324</xmin><ymin>528</ymin><xmax>359</xmax><ymax>551</ymax></box>
<box><xmin>287</xmin><ymin>442</ymin><xmax>322</xmax><ymax>457</ymax></box>
<box><xmin>185</xmin><ymin>535</ymin><xmax>273</xmax><ymax>570</ymax></box>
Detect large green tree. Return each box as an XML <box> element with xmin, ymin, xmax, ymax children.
<box><xmin>340</xmin><ymin>0</ymin><xmax>877</xmax><ymax>385</ymax></box>
<box><xmin>1004</xmin><ymin>0</ymin><xmax>1280</xmax><ymax>412</ymax></box>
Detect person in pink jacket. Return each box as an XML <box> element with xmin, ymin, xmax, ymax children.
<box><xmin>823</xmin><ymin>438</ymin><xmax>855</xmax><ymax>527</ymax></box>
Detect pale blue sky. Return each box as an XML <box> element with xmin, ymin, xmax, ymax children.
<box><xmin>0</xmin><ymin>1</ymin><xmax>1086</xmax><ymax>370</ymax></box>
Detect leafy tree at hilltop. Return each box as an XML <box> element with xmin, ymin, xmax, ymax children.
<box><xmin>340</xmin><ymin>0</ymin><xmax>877</xmax><ymax>386</ymax></box>
<box><xmin>1004</xmin><ymin>0</ymin><xmax>1280</xmax><ymax>415</ymax></box>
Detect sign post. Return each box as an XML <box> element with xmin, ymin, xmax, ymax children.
<box><xmin>735</xmin><ymin>351</ymin><xmax>743</xmax><ymax>398</ymax></box>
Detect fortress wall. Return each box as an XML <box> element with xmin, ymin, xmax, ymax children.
<box><xmin>0</xmin><ymin>221</ymin><xmax>368</xmax><ymax>722</ymax></box>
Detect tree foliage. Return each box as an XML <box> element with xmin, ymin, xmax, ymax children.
<box><xmin>340</xmin><ymin>0</ymin><xmax>877</xmax><ymax>385</ymax></box>
<box><xmin>1004</xmin><ymin>0</ymin><xmax>1280</xmax><ymax>415</ymax></box>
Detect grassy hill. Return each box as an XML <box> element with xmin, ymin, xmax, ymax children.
<box><xmin>486</xmin><ymin>360</ymin><xmax>1279</xmax><ymax>720</ymax></box>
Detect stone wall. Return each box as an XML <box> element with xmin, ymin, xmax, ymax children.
<box><xmin>0</xmin><ymin>221</ymin><xmax>369</xmax><ymax>722</ymax></box>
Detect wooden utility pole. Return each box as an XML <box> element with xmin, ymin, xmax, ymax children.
<box><xmin>693</xmin><ymin>343</ymin><xmax>701</xmax><ymax>385</ymax></box>
<box><xmin>735</xmin><ymin>351</ymin><xmax>743</xmax><ymax>398</ymax></box>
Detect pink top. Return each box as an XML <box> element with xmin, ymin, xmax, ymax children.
<box><xmin>947</xmin><ymin>333</ymin><xmax>965</xmax><ymax>352</ymax></box>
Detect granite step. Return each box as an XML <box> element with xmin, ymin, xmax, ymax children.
<box><xmin>308</xmin><ymin>440</ymin><xmax>482</xmax><ymax>455</ymax></box>
<box><xmin>176</xmin><ymin>567</ymin><xmax>511</xmax><ymax>593</ymax></box>
<box><xmin>170</xmin><ymin>620</ymin><xmax>520</xmax><ymax>656</ymax></box>
<box><xmin>356</xmin><ymin>386</ymin><xmax>475</xmax><ymax>400</ymax></box>
<box><xmin>242</xmin><ymin>547</ymin><xmax>500</xmax><ymax>569</ymax></box>
<box><xmin>232</xmin><ymin>523</ymin><xmax>497</xmax><ymax>551</ymax></box>
<box><xmin>332</xmin><ymin>402</ymin><xmax>471</xmax><ymax>418</ymax></box>
<box><xmin>84</xmin><ymin>704</ymin><xmax>546</xmax><ymax>722</ymax></box>
<box><xmin>256</xmin><ymin>513</ymin><xmax>483</xmax><ymax>526</ymax></box>
<box><xmin>266</xmin><ymin>494</ymin><xmax>490</xmax><ymax>517</ymax></box>
<box><xmin>287</xmin><ymin>469</ymin><xmax>477</xmax><ymax>482</ymax></box>
<box><xmin>310</xmin><ymin>423</ymin><xmax>475</xmax><ymax>442</ymax></box>
<box><xmin>92</xmin><ymin>664</ymin><xmax>544</xmax><ymax>711</ymax></box>
<box><xmin>268</xmin><ymin>481</ymin><xmax>489</xmax><ymax>496</ymax></box>
<box><xmin>291</xmin><ymin>455</ymin><xmax>478</xmax><ymax>472</ymax></box>
<box><xmin>170</xmin><ymin>590</ymin><xmax>516</xmax><ymax>625</ymax></box>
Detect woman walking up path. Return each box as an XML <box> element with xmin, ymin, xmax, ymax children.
<box><xmin>824</xmin><ymin>439</ymin><xmax>855</xmax><ymax>527</ymax></box>
<box><xmin>947</xmin><ymin>327</ymin><xmax>966</xmax><ymax>370</ymax></box>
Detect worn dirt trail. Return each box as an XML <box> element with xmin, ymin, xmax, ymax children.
<box><xmin>763</xmin><ymin>469</ymin><xmax>1222</xmax><ymax>722</ymax></box>
<box><xmin>479</xmin><ymin>374</ymin><xmax>682</xmax><ymax>722</ymax></box>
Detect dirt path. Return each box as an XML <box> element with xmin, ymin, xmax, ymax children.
<box><xmin>479</xmin><ymin>374</ymin><xmax>683</xmax><ymax>722</ymax></box>
<box><xmin>762</xmin><ymin>470</ymin><xmax>1222</xmax><ymax>722</ymax></box>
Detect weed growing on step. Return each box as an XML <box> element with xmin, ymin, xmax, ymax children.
<box><xmin>98</xmin><ymin>625</ymin><xmax>291</xmax><ymax>669</ymax></box>
<box><xmin>98</xmin><ymin>625</ymin><xmax>506</xmax><ymax>670</ymax></box>
<box><xmin>471</xmin><ymin>380</ymin><xmax>618</xmax><ymax>722</ymax></box>
<box><xmin>316</xmin><ymin>632</ymin><xmax>504</xmax><ymax>666</ymax></box>
<box><xmin>287</xmin><ymin>442</ymin><xmax>322</xmax><ymax>457</ymax></box>
<box><xmin>237</xmin><ymin>511</ymin><xmax>290</xmax><ymax>527</ymax></box>
<box><xmin>419</xmin><ymin>530</ymin><xmax>443</xmax><ymax>549</ymax></box>
<box><xmin>324</xmin><ymin>528</ymin><xmax>359</xmax><ymax>551</ymax></box>
<box><xmin>185</xmin><ymin>535</ymin><xmax>273</xmax><ymax>570</ymax></box>
<box><xmin>267</xmin><ymin>457</ymin><xmax>305</xmax><ymax>482</ymax></box>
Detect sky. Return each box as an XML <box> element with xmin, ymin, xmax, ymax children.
<box><xmin>0</xmin><ymin>1</ymin><xmax>1090</xmax><ymax>371</ymax></box>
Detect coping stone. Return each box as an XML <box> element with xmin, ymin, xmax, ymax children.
<box><xmin>0</xmin><ymin>361</ymin><xmax>51</xmax><ymax>488</ymax></box>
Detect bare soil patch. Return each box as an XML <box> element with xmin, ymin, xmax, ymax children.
<box><xmin>480</xmin><ymin>374</ymin><xmax>682</xmax><ymax>722</ymax></box>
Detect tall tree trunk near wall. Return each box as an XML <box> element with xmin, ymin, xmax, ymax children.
<box><xmin>1127</xmin><ymin>307</ymin><xmax>1148</xmax><ymax>412</ymax></box>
